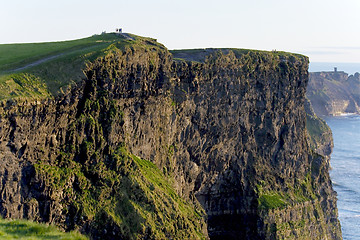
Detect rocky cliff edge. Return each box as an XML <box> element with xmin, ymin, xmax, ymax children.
<box><xmin>0</xmin><ymin>35</ymin><xmax>341</xmax><ymax>239</ymax></box>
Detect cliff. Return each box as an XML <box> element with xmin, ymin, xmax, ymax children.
<box><xmin>307</xmin><ymin>71</ymin><xmax>360</xmax><ymax>116</ymax></box>
<box><xmin>305</xmin><ymin>98</ymin><xmax>333</xmax><ymax>157</ymax></box>
<box><xmin>0</xmin><ymin>35</ymin><xmax>341</xmax><ymax>239</ymax></box>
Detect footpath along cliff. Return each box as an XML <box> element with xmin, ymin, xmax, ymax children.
<box><xmin>0</xmin><ymin>35</ymin><xmax>341</xmax><ymax>239</ymax></box>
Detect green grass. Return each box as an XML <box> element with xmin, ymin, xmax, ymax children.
<box><xmin>258</xmin><ymin>194</ymin><xmax>287</xmax><ymax>210</ymax></box>
<box><xmin>0</xmin><ymin>218</ymin><xmax>88</xmax><ymax>240</ymax></box>
<box><xmin>170</xmin><ymin>48</ymin><xmax>307</xmax><ymax>63</ymax></box>
<box><xmin>255</xmin><ymin>172</ymin><xmax>318</xmax><ymax>211</ymax></box>
<box><xmin>0</xmin><ymin>33</ymin><xmax>127</xmax><ymax>100</ymax></box>
<box><xmin>0</xmin><ymin>33</ymin><xmax>167</xmax><ymax>101</ymax></box>
<box><xmin>0</xmin><ymin>34</ymin><xmax>122</xmax><ymax>72</ymax></box>
<box><xmin>33</xmin><ymin>146</ymin><xmax>206</xmax><ymax>239</ymax></box>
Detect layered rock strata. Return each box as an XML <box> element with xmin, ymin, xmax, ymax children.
<box><xmin>307</xmin><ymin>71</ymin><xmax>360</xmax><ymax>116</ymax></box>
<box><xmin>0</xmin><ymin>41</ymin><xmax>341</xmax><ymax>239</ymax></box>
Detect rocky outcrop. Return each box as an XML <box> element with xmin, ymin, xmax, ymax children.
<box><xmin>307</xmin><ymin>71</ymin><xmax>360</xmax><ymax>116</ymax></box>
<box><xmin>305</xmin><ymin>98</ymin><xmax>333</xmax><ymax>157</ymax></box>
<box><xmin>0</xmin><ymin>39</ymin><xmax>341</xmax><ymax>239</ymax></box>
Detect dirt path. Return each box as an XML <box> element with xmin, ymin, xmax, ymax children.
<box><xmin>6</xmin><ymin>44</ymin><xmax>104</xmax><ymax>73</ymax></box>
<box><xmin>10</xmin><ymin>53</ymin><xmax>66</xmax><ymax>72</ymax></box>
<box><xmin>5</xmin><ymin>36</ymin><xmax>130</xmax><ymax>74</ymax></box>
<box><xmin>119</xmin><ymin>33</ymin><xmax>135</xmax><ymax>41</ymax></box>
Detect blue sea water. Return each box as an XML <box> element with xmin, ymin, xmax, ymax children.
<box><xmin>325</xmin><ymin>115</ymin><xmax>360</xmax><ymax>240</ymax></box>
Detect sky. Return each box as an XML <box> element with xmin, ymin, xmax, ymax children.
<box><xmin>1</xmin><ymin>0</ymin><xmax>360</xmax><ymax>63</ymax></box>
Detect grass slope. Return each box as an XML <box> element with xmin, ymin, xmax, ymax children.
<box><xmin>34</xmin><ymin>146</ymin><xmax>206</xmax><ymax>239</ymax></box>
<box><xmin>0</xmin><ymin>218</ymin><xmax>87</xmax><ymax>240</ymax></box>
<box><xmin>0</xmin><ymin>33</ymin><xmax>129</xmax><ymax>100</ymax></box>
<box><xmin>0</xmin><ymin>34</ymin><xmax>122</xmax><ymax>72</ymax></box>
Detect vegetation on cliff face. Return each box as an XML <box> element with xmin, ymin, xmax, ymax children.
<box><xmin>31</xmin><ymin>64</ymin><xmax>207</xmax><ymax>239</ymax></box>
<box><xmin>0</xmin><ymin>34</ymin><xmax>341</xmax><ymax>239</ymax></box>
<box><xmin>255</xmin><ymin>172</ymin><xmax>317</xmax><ymax>211</ymax></box>
<box><xmin>34</xmin><ymin>147</ymin><xmax>206</xmax><ymax>239</ymax></box>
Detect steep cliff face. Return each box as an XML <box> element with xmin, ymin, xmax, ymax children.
<box><xmin>307</xmin><ymin>71</ymin><xmax>360</xmax><ymax>116</ymax></box>
<box><xmin>0</xmin><ymin>43</ymin><xmax>208</xmax><ymax>240</ymax></box>
<box><xmin>305</xmin><ymin>98</ymin><xmax>333</xmax><ymax>157</ymax></box>
<box><xmin>0</xmin><ymin>38</ymin><xmax>341</xmax><ymax>239</ymax></box>
<box><xmin>169</xmin><ymin>50</ymin><xmax>341</xmax><ymax>239</ymax></box>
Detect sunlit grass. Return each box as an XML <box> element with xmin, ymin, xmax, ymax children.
<box><xmin>0</xmin><ymin>218</ymin><xmax>88</xmax><ymax>240</ymax></box>
<box><xmin>0</xmin><ymin>34</ymin><xmax>121</xmax><ymax>72</ymax></box>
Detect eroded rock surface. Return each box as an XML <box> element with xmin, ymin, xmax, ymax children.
<box><xmin>307</xmin><ymin>71</ymin><xmax>360</xmax><ymax>116</ymax></box>
<box><xmin>0</xmin><ymin>42</ymin><xmax>342</xmax><ymax>239</ymax></box>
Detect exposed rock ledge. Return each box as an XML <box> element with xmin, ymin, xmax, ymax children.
<box><xmin>0</xmin><ymin>40</ymin><xmax>342</xmax><ymax>239</ymax></box>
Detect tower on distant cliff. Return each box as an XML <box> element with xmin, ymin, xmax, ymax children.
<box><xmin>334</xmin><ymin>67</ymin><xmax>337</xmax><ymax>73</ymax></box>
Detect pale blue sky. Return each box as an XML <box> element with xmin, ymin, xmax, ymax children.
<box><xmin>1</xmin><ymin>0</ymin><xmax>360</xmax><ymax>62</ymax></box>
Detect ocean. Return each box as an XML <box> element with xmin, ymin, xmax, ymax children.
<box><xmin>325</xmin><ymin>115</ymin><xmax>360</xmax><ymax>240</ymax></box>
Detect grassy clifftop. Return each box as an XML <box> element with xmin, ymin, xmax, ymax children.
<box><xmin>0</xmin><ymin>34</ymin><xmax>120</xmax><ymax>100</ymax></box>
<box><xmin>0</xmin><ymin>33</ymin><xmax>163</xmax><ymax>101</ymax></box>
<box><xmin>171</xmin><ymin>48</ymin><xmax>307</xmax><ymax>63</ymax></box>
<box><xmin>0</xmin><ymin>34</ymin><xmax>307</xmax><ymax>102</ymax></box>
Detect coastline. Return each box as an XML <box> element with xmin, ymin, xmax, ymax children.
<box><xmin>324</xmin><ymin>115</ymin><xmax>360</xmax><ymax>240</ymax></box>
